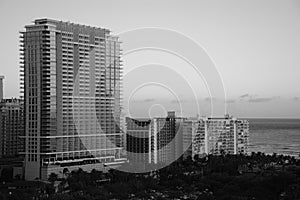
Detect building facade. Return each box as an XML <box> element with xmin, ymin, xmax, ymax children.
<box><xmin>126</xmin><ymin>112</ymin><xmax>188</xmax><ymax>166</ymax></box>
<box><xmin>20</xmin><ymin>19</ymin><xmax>125</xmax><ymax>180</ymax></box>
<box><xmin>0</xmin><ymin>98</ymin><xmax>24</xmax><ymax>158</ymax></box>
<box><xmin>126</xmin><ymin>118</ymin><xmax>151</xmax><ymax>165</ymax></box>
<box><xmin>0</xmin><ymin>76</ymin><xmax>4</xmax><ymax>100</ymax></box>
<box><xmin>192</xmin><ymin>115</ymin><xmax>249</xmax><ymax>156</ymax></box>
<box><xmin>151</xmin><ymin>112</ymin><xmax>186</xmax><ymax>164</ymax></box>
<box><xmin>181</xmin><ymin>119</ymin><xmax>197</xmax><ymax>159</ymax></box>
<box><xmin>126</xmin><ymin>114</ymin><xmax>249</xmax><ymax>166</ymax></box>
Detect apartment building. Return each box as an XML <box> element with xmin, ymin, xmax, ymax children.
<box><xmin>192</xmin><ymin>115</ymin><xmax>249</xmax><ymax>156</ymax></box>
<box><xmin>126</xmin><ymin>111</ymin><xmax>188</xmax><ymax>165</ymax></box>
<box><xmin>20</xmin><ymin>19</ymin><xmax>125</xmax><ymax>180</ymax></box>
<box><xmin>0</xmin><ymin>98</ymin><xmax>24</xmax><ymax>158</ymax></box>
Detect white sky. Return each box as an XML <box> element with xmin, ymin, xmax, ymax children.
<box><xmin>0</xmin><ymin>0</ymin><xmax>299</xmax><ymax>118</ymax></box>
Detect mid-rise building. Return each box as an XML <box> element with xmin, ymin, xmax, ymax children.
<box><xmin>126</xmin><ymin>113</ymin><xmax>249</xmax><ymax>166</ymax></box>
<box><xmin>126</xmin><ymin>111</ymin><xmax>187</xmax><ymax>165</ymax></box>
<box><xmin>0</xmin><ymin>76</ymin><xmax>4</xmax><ymax>100</ymax></box>
<box><xmin>20</xmin><ymin>19</ymin><xmax>125</xmax><ymax>180</ymax></box>
<box><xmin>0</xmin><ymin>98</ymin><xmax>24</xmax><ymax>158</ymax></box>
<box><xmin>181</xmin><ymin>119</ymin><xmax>197</xmax><ymax>159</ymax></box>
<box><xmin>192</xmin><ymin>115</ymin><xmax>249</xmax><ymax>156</ymax></box>
<box><xmin>126</xmin><ymin>118</ymin><xmax>151</xmax><ymax>166</ymax></box>
<box><xmin>151</xmin><ymin>111</ymin><xmax>186</xmax><ymax>164</ymax></box>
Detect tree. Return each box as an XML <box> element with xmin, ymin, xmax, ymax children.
<box><xmin>0</xmin><ymin>167</ymin><xmax>13</xmax><ymax>181</ymax></box>
<box><xmin>48</xmin><ymin>173</ymin><xmax>58</xmax><ymax>183</ymax></box>
<box><xmin>63</xmin><ymin>168</ymin><xmax>70</xmax><ymax>178</ymax></box>
<box><xmin>193</xmin><ymin>154</ymin><xmax>199</xmax><ymax>161</ymax></box>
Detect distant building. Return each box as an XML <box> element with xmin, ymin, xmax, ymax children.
<box><xmin>126</xmin><ymin>113</ymin><xmax>249</xmax><ymax>166</ymax></box>
<box><xmin>151</xmin><ymin>111</ymin><xmax>186</xmax><ymax>164</ymax></box>
<box><xmin>0</xmin><ymin>76</ymin><xmax>4</xmax><ymax>100</ymax></box>
<box><xmin>126</xmin><ymin>111</ymin><xmax>188</xmax><ymax>165</ymax></box>
<box><xmin>126</xmin><ymin>118</ymin><xmax>151</xmax><ymax>165</ymax></box>
<box><xmin>192</xmin><ymin>115</ymin><xmax>249</xmax><ymax>156</ymax></box>
<box><xmin>181</xmin><ymin>119</ymin><xmax>197</xmax><ymax>159</ymax></box>
<box><xmin>0</xmin><ymin>98</ymin><xmax>24</xmax><ymax>158</ymax></box>
<box><xmin>20</xmin><ymin>19</ymin><xmax>125</xmax><ymax>180</ymax></box>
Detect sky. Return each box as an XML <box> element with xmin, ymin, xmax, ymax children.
<box><xmin>0</xmin><ymin>0</ymin><xmax>300</xmax><ymax>118</ymax></box>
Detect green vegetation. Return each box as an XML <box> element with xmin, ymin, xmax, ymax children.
<box><xmin>2</xmin><ymin>153</ymin><xmax>300</xmax><ymax>200</ymax></box>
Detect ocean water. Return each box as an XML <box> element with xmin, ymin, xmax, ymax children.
<box><xmin>247</xmin><ymin>118</ymin><xmax>300</xmax><ymax>158</ymax></box>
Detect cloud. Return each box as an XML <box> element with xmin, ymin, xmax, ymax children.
<box><xmin>238</xmin><ymin>94</ymin><xmax>279</xmax><ymax>103</ymax></box>
<box><xmin>143</xmin><ymin>98</ymin><xmax>155</xmax><ymax>102</ymax></box>
<box><xmin>170</xmin><ymin>99</ymin><xmax>187</xmax><ymax>104</ymax></box>
<box><xmin>248</xmin><ymin>97</ymin><xmax>273</xmax><ymax>103</ymax></box>
<box><xmin>240</xmin><ymin>94</ymin><xmax>251</xmax><ymax>98</ymax></box>
<box><xmin>239</xmin><ymin>94</ymin><xmax>259</xmax><ymax>100</ymax></box>
<box><xmin>225</xmin><ymin>99</ymin><xmax>236</xmax><ymax>104</ymax></box>
<box><xmin>132</xmin><ymin>98</ymin><xmax>156</xmax><ymax>103</ymax></box>
<box><xmin>247</xmin><ymin>96</ymin><xmax>279</xmax><ymax>103</ymax></box>
<box><xmin>203</xmin><ymin>97</ymin><xmax>217</xmax><ymax>102</ymax></box>
<box><xmin>292</xmin><ymin>97</ymin><xmax>300</xmax><ymax>101</ymax></box>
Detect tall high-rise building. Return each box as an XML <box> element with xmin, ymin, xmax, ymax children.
<box><xmin>0</xmin><ymin>98</ymin><xmax>24</xmax><ymax>158</ymax></box>
<box><xmin>192</xmin><ymin>115</ymin><xmax>249</xmax><ymax>156</ymax></box>
<box><xmin>0</xmin><ymin>76</ymin><xmax>4</xmax><ymax>100</ymax></box>
<box><xmin>20</xmin><ymin>19</ymin><xmax>125</xmax><ymax>180</ymax></box>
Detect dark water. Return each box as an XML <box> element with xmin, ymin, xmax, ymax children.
<box><xmin>246</xmin><ymin>118</ymin><xmax>300</xmax><ymax>157</ymax></box>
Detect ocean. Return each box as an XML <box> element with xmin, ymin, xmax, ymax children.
<box><xmin>247</xmin><ymin>118</ymin><xmax>300</xmax><ymax>158</ymax></box>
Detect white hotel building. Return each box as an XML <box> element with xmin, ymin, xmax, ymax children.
<box><xmin>192</xmin><ymin>115</ymin><xmax>249</xmax><ymax>157</ymax></box>
<box><xmin>20</xmin><ymin>19</ymin><xmax>126</xmax><ymax>180</ymax></box>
